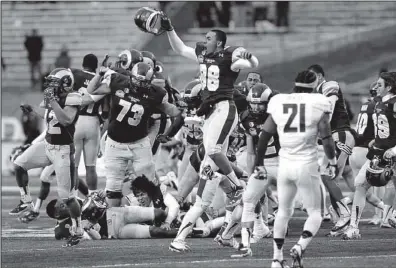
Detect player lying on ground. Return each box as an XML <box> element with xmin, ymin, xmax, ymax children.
<box><xmin>46</xmin><ymin>190</ymin><xmax>178</xmax><ymax>240</ymax></box>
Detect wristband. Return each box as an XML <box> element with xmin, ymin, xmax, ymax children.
<box><xmin>329</xmin><ymin>158</ymin><xmax>337</xmax><ymax>166</ymax></box>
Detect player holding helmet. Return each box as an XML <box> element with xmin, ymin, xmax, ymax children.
<box><xmin>343</xmin><ymin>72</ymin><xmax>396</xmax><ymax>239</ymax></box>
<box><xmin>11</xmin><ymin>68</ymin><xmax>84</xmax><ymax>247</ymax></box>
<box><xmin>146</xmin><ymin>11</ymin><xmax>259</xmax><ymax>252</ymax></box>
<box><xmin>87</xmin><ymin>61</ymin><xmax>183</xmax><ymax>208</ymax></box>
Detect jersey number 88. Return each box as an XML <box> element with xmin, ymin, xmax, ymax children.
<box><xmin>199</xmin><ymin>64</ymin><xmax>220</xmax><ymax>92</ymax></box>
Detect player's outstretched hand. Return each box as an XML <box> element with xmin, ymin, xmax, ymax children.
<box><xmin>383</xmin><ymin>148</ymin><xmax>396</xmax><ymax>159</ymax></box>
<box><xmin>160</xmin><ymin>11</ymin><xmax>174</xmax><ymax>31</ymax></box>
<box><xmin>160</xmin><ymin>222</ymin><xmax>171</xmax><ymax>231</ymax></box>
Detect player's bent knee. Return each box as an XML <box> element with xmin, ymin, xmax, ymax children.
<box><xmin>277</xmin><ymin>207</ymin><xmax>294</xmax><ymax>219</ymax></box>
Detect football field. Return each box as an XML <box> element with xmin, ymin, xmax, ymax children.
<box><xmin>2</xmin><ymin>175</ymin><xmax>396</xmax><ymax>268</ymax></box>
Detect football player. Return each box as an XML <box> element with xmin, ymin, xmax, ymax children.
<box><xmin>11</xmin><ymin>68</ymin><xmax>84</xmax><ymax>247</ymax></box>
<box><xmin>46</xmin><ymin>190</ymin><xmax>178</xmax><ymax>240</ymax></box>
<box><xmin>349</xmin><ymin>81</ymin><xmax>387</xmax><ymax>226</ymax></box>
<box><xmin>177</xmin><ymin>79</ymin><xmax>204</xmax><ymax>182</ymax></box>
<box><xmin>253</xmin><ymin>70</ymin><xmax>337</xmax><ymax>268</ymax></box>
<box><xmin>308</xmin><ymin>64</ymin><xmax>355</xmax><ymax>236</ymax></box>
<box><xmin>343</xmin><ymin>72</ymin><xmax>396</xmax><ymax>239</ymax></box>
<box><xmin>233</xmin><ymin>83</ymin><xmax>279</xmax><ymax>257</ymax></box>
<box><xmin>159</xmin><ymin>13</ymin><xmax>259</xmax><ymax>252</ymax></box>
<box><xmin>73</xmin><ymin>54</ymin><xmax>107</xmax><ymax>194</ymax></box>
<box><xmin>235</xmin><ymin>72</ymin><xmax>263</xmax><ymax>96</ymax></box>
<box><xmin>87</xmin><ymin>61</ymin><xmax>183</xmax><ymax>208</ymax></box>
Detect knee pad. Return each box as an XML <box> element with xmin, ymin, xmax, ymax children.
<box><xmin>106</xmin><ymin>190</ymin><xmax>123</xmax><ymax>199</ymax></box>
<box><xmin>14</xmin><ymin>164</ymin><xmax>27</xmax><ymax>176</ymax></box>
<box><xmin>277</xmin><ymin>207</ymin><xmax>294</xmax><ymax>220</ymax></box>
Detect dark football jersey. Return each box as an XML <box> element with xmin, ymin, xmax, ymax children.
<box><xmin>71</xmin><ymin>68</ymin><xmax>104</xmax><ymax>117</ymax></box>
<box><xmin>45</xmin><ymin>95</ymin><xmax>79</xmax><ymax>145</ymax></box>
<box><xmin>195</xmin><ymin>44</ymin><xmax>243</xmax><ymax>104</ymax></box>
<box><xmin>373</xmin><ymin>94</ymin><xmax>396</xmax><ymax>150</ymax></box>
<box><xmin>240</xmin><ymin>110</ymin><xmax>280</xmax><ymax>159</ymax></box>
<box><xmin>317</xmin><ymin>81</ymin><xmax>351</xmax><ymax>132</ymax></box>
<box><xmin>355</xmin><ymin>99</ymin><xmax>376</xmax><ymax>148</ymax></box>
<box><xmin>104</xmin><ymin>71</ymin><xmax>166</xmax><ymax>143</ymax></box>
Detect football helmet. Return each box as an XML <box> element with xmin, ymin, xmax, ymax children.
<box><xmin>246</xmin><ymin>83</ymin><xmax>273</xmax><ymax>115</ymax></box>
<box><xmin>366</xmin><ymin>156</ymin><xmax>394</xmax><ymax>187</ymax></box>
<box><xmin>183</xmin><ymin>79</ymin><xmax>202</xmax><ymax>111</ymax></box>
<box><xmin>134</xmin><ymin>7</ymin><xmax>165</xmax><ymax>36</ymax></box>
<box><xmin>44</xmin><ymin>68</ymin><xmax>74</xmax><ymax>95</ymax></box>
<box><xmin>81</xmin><ymin>191</ymin><xmax>108</xmax><ymax>224</ymax></box>
<box><xmin>141</xmin><ymin>51</ymin><xmax>157</xmax><ymax>69</ymax></box>
<box><xmin>156</xmin><ymin>61</ymin><xmax>164</xmax><ymax>73</ymax></box>
<box><xmin>115</xmin><ymin>49</ymin><xmax>143</xmax><ymax>71</ymax></box>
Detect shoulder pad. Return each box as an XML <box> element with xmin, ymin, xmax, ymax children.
<box><xmin>322</xmin><ymin>81</ymin><xmax>340</xmax><ymax>97</ymax></box>
<box><xmin>64</xmin><ymin>92</ymin><xmax>83</xmax><ymax>106</ymax></box>
<box><xmin>150</xmin><ymin>84</ymin><xmax>167</xmax><ymax>104</ymax></box>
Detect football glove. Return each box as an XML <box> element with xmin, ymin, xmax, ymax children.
<box><xmin>156</xmin><ymin>134</ymin><xmax>172</xmax><ymax>143</ymax></box>
<box><xmin>160</xmin><ymin>12</ymin><xmax>174</xmax><ymax>31</ymax></box>
<box><xmin>20</xmin><ymin>104</ymin><xmax>33</xmax><ymax>114</ymax></box>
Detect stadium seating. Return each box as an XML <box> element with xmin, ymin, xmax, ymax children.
<box><xmin>160</xmin><ymin>2</ymin><xmax>396</xmax><ymax>89</ymax></box>
<box><xmin>1</xmin><ymin>1</ymin><xmax>156</xmax><ymax>90</ymax></box>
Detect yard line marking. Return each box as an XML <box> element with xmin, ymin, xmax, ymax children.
<box><xmin>90</xmin><ymin>254</ymin><xmax>396</xmax><ymax>268</ymax></box>
<box><xmin>3</xmin><ymin>239</ymin><xmax>396</xmax><ymax>253</ymax></box>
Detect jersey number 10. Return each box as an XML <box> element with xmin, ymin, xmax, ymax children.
<box><xmin>283</xmin><ymin>103</ymin><xmax>306</xmax><ymax>133</ymax></box>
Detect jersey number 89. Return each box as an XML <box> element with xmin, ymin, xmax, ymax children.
<box><xmin>116</xmin><ymin>99</ymin><xmax>144</xmax><ymax>126</ymax></box>
<box><xmin>199</xmin><ymin>64</ymin><xmax>220</xmax><ymax>91</ymax></box>
<box><xmin>373</xmin><ymin>114</ymin><xmax>390</xmax><ymax>139</ymax></box>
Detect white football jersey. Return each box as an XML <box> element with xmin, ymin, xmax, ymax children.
<box><xmin>267</xmin><ymin>93</ymin><xmax>332</xmax><ymax>161</ymax></box>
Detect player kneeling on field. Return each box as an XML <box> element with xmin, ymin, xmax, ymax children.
<box><xmin>46</xmin><ymin>189</ymin><xmax>178</xmax><ymax>240</ymax></box>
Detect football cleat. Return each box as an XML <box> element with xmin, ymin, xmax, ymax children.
<box><xmin>231</xmin><ymin>245</ymin><xmax>252</xmax><ymax>258</ymax></box>
<box><xmin>18</xmin><ymin>210</ymin><xmax>40</xmax><ymax>223</ymax></box>
<box><xmin>271</xmin><ymin>259</ymin><xmax>290</xmax><ymax>268</ymax></box>
<box><xmin>214</xmin><ymin>235</ymin><xmax>239</xmax><ymax>249</ymax></box>
<box><xmin>341</xmin><ymin>225</ymin><xmax>361</xmax><ymax>240</ymax></box>
<box><xmin>290</xmin><ymin>244</ymin><xmax>304</xmax><ymax>268</ymax></box>
<box><xmin>169</xmin><ymin>240</ymin><xmax>191</xmax><ymax>252</ymax></box>
<box><xmin>9</xmin><ymin>201</ymin><xmax>33</xmax><ymax>216</ymax></box>
<box><xmin>380</xmin><ymin>221</ymin><xmax>392</xmax><ymax>228</ymax></box>
<box><xmin>328</xmin><ymin>216</ymin><xmax>350</xmax><ymax>237</ymax></box>
<box><xmin>368</xmin><ymin>215</ymin><xmax>382</xmax><ymax>225</ymax></box>
<box><xmin>388</xmin><ymin>215</ymin><xmax>396</xmax><ymax>228</ymax></box>
<box><xmin>62</xmin><ymin>234</ymin><xmax>83</xmax><ymax>247</ymax></box>
<box><xmin>251</xmin><ymin>224</ymin><xmax>272</xmax><ymax>244</ymax></box>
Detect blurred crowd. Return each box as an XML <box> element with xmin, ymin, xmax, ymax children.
<box><xmin>195</xmin><ymin>1</ymin><xmax>290</xmax><ymax>30</ymax></box>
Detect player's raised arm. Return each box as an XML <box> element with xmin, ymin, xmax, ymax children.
<box><xmin>230</xmin><ymin>48</ymin><xmax>259</xmax><ymax>72</ymax></box>
<box><xmin>161</xmin><ymin>13</ymin><xmax>197</xmax><ymax>62</ymax></box>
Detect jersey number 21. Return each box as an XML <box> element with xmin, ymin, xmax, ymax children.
<box><xmin>283</xmin><ymin>103</ymin><xmax>306</xmax><ymax>133</ymax></box>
